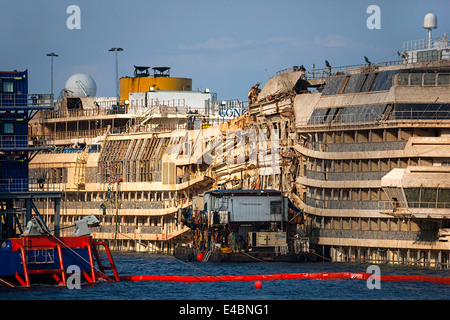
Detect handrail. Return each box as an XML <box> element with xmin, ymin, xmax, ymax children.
<box><xmin>275</xmin><ymin>59</ymin><xmax>405</xmax><ymax>81</ymax></box>
<box><xmin>0</xmin><ymin>178</ymin><xmax>63</xmax><ymax>192</ymax></box>
<box><xmin>0</xmin><ymin>134</ymin><xmax>54</xmax><ymax>149</ymax></box>
<box><xmin>0</xmin><ymin>93</ymin><xmax>54</xmax><ymax>108</ymax></box>
<box><xmin>15</xmin><ymin>242</ymin><xmax>66</xmax><ymax>287</ymax></box>
<box><xmin>403</xmin><ymin>36</ymin><xmax>449</xmax><ymax>52</ymax></box>
<box><xmin>92</xmin><ymin>240</ymin><xmax>120</xmax><ymax>281</ymax></box>
<box><xmin>304</xmin><ymin>110</ymin><xmax>450</xmax><ymax>127</ymax></box>
<box><xmin>41</xmin><ymin>107</ymin><xmax>127</xmax><ymax>120</ymax></box>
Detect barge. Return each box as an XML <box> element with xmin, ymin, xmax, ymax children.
<box><xmin>174</xmin><ymin>189</ymin><xmax>317</xmax><ymax>262</ymax></box>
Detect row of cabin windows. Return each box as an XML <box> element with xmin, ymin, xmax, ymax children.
<box><xmin>307</xmin><ymin>158</ymin><xmax>432</xmax><ymax>173</ymax></box>
<box><xmin>306</xmin><ymin>128</ymin><xmax>441</xmax><ymax>147</ymax></box>
<box><xmin>313</xmin><ymin>216</ymin><xmax>441</xmax><ymax>232</ymax></box>
<box><xmin>404</xmin><ymin>188</ymin><xmax>450</xmax><ymax>208</ymax></box>
<box><xmin>308</xmin><ymin>103</ymin><xmax>450</xmax><ymax>126</ymax></box>
<box><xmin>397</xmin><ymin>72</ymin><xmax>450</xmax><ymax>86</ymax></box>
<box><xmin>308</xmin><ymin>187</ymin><xmax>387</xmax><ymax>201</ymax></box>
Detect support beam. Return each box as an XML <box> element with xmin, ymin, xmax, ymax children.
<box><xmin>54</xmin><ymin>197</ymin><xmax>61</xmax><ymax>237</ymax></box>
<box><xmin>25</xmin><ymin>198</ymin><xmax>32</xmax><ymax>224</ymax></box>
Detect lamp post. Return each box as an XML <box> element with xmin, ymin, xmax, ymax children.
<box><xmin>108</xmin><ymin>47</ymin><xmax>123</xmax><ymax>107</ymax></box>
<box><xmin>46</xmin><ymin>52</ymin><xmax>58</xmax><ymax>106</ymax></box>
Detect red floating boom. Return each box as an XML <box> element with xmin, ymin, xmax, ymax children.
<box><xmin>120</xmin><ymin>272</ymin><xmax>450</xmax><ymax>285</ymax></box>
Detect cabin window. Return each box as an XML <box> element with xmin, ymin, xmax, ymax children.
<box><xmin>404</xmin><ymin>188</ymin><xmax>420</xmax><ymax>207</ymax></box>
<box><xmin>397</xmin><ymin>73</ymin><xmax>409</xmax><ymax>85</ymax></box>
<box><xmin>404</xmin><ymin>188</ymin><xmax>450</xmax><ymax>208</ymax></box>
<box><xmin>270</xmin><ymin>201</ymin><xmax>282</xmax><ymax>216</ymax></box>
<box><xmin>391</xmin><ymin>103</ymin><xmax>450</xmax><ymax>120</ymax></box>
<box><xmin>2</xmin><ymin>81</ymin><xmax>13</xmax><ymax>93</ymax></box>
<box><xmin>423</xmin><ymin>73</ymin><xmax>436</xmax><ymax>86</ymax></box>
<box><xmin>417</xmin><ymin>50</ymin><xmax>438</xmax><ymax>62</ymax></box>
<box><xmin>421</xmin><ymin>188</ymin><xmax>437</xmax><ymax>204</ymax></box>
<box><xmin>2</xmin><ymin>122</ymin><xmax>14</xmax><ymax>134</ymax></box>
<box><xmin>410</xmin><ymin>73</ymin><xmax>423</xmax><ymax>86</ymax></box>
<box><xmin>437</xmin><ymin>74</ymin><xmax>450</xmax><ymax>86</ymax></box>
<box><xmin>439</xmin><ymin>189</ymin><xmax>450</xmax><ymax>206</ymax></box>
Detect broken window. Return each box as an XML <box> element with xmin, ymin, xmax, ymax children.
<box><xmin>321</xmin><ymin>76</ymin><xmax>347</xmax><ymax>95</ymax></box>
<box><xmin>343</xmin><ymin>73</ymin><xmax>366</xmax><ymax>94</ymax></box>
<box><xmin>370</xmin><ymin>71</ymin><xmax>398</xmax><ymax>91</ymax></box>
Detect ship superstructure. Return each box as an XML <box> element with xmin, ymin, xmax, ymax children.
<box><xmin>29</xmin><ymin>66</ymin><xmax>247</xmax><ymax>253</ymax></box>
<box><xmin>28</xmin><ymin>12</ymin><xmax>450</xmax><ymax>268</ymax></box>
<box><xmin>287</xmin><ymin>12</ymin><xmax>450</xmax><ymax>268</ymax></box>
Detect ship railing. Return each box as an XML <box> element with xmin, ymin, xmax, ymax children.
<box><xmin>389</xmin><ymin>110</ymin><xmax>450</xmax><ymax>121</ymax></box>
<box><xmin>0</xmin><ymin>93</ymin><xmax>54</xmax><ymax>109</ymax></box>
<box><xmin>306</xmin><ymin>197</ymin><xmax>381</xmax><ymax>210</ymax></box>
<box><xmin>378</xmin><ymin>200</ymin><xmax>450</xmax><ymax>213</ymax></box>
<box><xmin>276</xmin><ymin>60</ymin><xmax>404</xmax><ymax>81</ymax></box>
<box><xmin>97</xmin><ymin>225</ymin><xmax>163</xmax><ymax>235</ymax></box>
<box><xmin>403</xmin><ymin>37</ymin><xmax>449</xmax><ymax>52</ymax></box>
<box><xmin>0</xmin><ymin>178</ymin><xmax>62</xmax><ymax>192</ymax></box>
<box><xmin>49</xmin><ymin>122</ymin><xmax>204</xmax><ymax>139</ymax></box>
<box><xmin>309</xmin><ymin>198</ymin><xmax>450</xmax><ymax>212</ymax></box>
<box><xmin>130</xmin><ymin>123</ymin><xmax>188</xmax><ymax>134</ymax></box>
<box><xmin>303</xmin><ymin>110</ymin><xmax>450</xmax><ymax>127</ymax></box>
<box><xmin>93</xmin><ymin>99</ymin><xmax>127</xmax><ymax>110</ymax></box>
<box><xmin>53</xmin><ymin>129</ymin><xmax>106</xmax><ymax>141</ymax></box>
<box><xmin>136</xmin><ymin>104</ymin><xmax>189</xmax><ymax>117</ymax></box>
<box><xmin>129</xmin><ymin>99</ymin><xmax>188</xmax><ymax>114</ymax></box>
<box><xmin>40</xmin><ymin>106</ymin><xmax>127</xmax><ymax>120</ymax></box>
<box><xmin>403</xmin><ymin>201</ymin><xmax>450</xmax><ymax>209</ymax></box>
<box><xmin>40</xmin><ymin>103</ymin><xmax>211</xmax><ymax>120</ymax></box>
<box><xmin>0</xmin><ymin>134</ymin><xmax>54</xmax><ymax>150</ymax></box>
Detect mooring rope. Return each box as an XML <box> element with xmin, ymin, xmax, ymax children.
<box><xmin>169</xmin><ymin>255</ymin><xmax>226</xmax><ymax>282</ymax></box>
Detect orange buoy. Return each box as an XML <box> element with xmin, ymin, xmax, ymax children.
<box><xmin>254</xmin><ymin>280</ymin><xmax>262</xmax><ymax>289</ymax></box>
<box><xmin>196</xmin><ymin>252</ymin><xmax>204</xmax><ymax>262</ymax></box>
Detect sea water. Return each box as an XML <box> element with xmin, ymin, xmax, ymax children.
<box><xmin>1</xmin><ymin>252</ymin><xmax>449</xmax><ymax>302</ymax></box>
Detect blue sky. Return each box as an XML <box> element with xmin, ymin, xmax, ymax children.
<box><xmin>1</xmin><ymin>0</ymin><xmax>449</xmax><ymax>101</ymax></box>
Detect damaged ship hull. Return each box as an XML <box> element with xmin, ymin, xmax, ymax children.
<box><xmin>29</xmin><ymin>24</ymin><xmax>450</xmax><ymax>268</ymax></box>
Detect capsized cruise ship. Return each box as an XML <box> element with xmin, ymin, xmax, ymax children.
<box><xmin>28</xmin><ymin>11</ymin><xmax>450</xmax><ymax>268</ymax></box>
<box><xmin>29</xmin><ymin>65</ymin><xmax>247</xmax><ymax>253</ymax></box>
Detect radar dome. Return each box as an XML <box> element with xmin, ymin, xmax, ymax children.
<box><xmin>65</xmin><ymin>73</ymin><xmax>97</xmax><ymax>97</ymax></box>
<box><xmin>424</xmin><ymin>11</ymin><xmax>437</xmax><ymax>29</ymax></box>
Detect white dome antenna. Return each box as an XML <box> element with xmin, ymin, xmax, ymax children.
<box><xmin>65</xmin><ymin>73</ymin><xmax>97</xmax><ymax>97</ymax></box>
<box><xmin>424</xmin><ymin>11</ymin><xmax>437</xmax><ymax>48</ymax></box>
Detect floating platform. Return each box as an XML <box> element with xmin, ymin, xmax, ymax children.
<box><xmin>0</xmin><ymin>235</ymin><xmax>119</xmax><ymax>287</ymax></box>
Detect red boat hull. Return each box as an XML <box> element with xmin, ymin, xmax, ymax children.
<box><xmin>0</xmin><ymin>236</ymin><xmax>119</xmax><ymax>287</ymax></box>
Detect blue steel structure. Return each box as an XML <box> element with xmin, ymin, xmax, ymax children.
<box><xmin>0</xmin><ymin>70</ymin><xmax>61</xmax><ymax>238</ymax></box>
<box><xmin>0</xmin><ymin>70</ymin><xmax>119</xmax><ymax>288</ymax></box>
